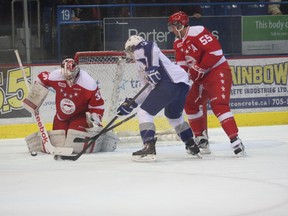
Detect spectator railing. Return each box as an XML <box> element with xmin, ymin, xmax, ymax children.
<box><xmin>56</xmin><ymin>2</ymin><xmax>288</xmax><ymax>60</ymax></box>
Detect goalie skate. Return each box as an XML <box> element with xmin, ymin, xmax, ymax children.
<box><xmin>132</xmin><ymin>138</ymin><xmax>157</xmax><ymax>162</ymax></box>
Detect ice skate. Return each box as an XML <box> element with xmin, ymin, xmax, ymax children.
<box><xmin>132</xmin><ymin>138</ymin><xmax>157</xmax><ymax>162</ymax></box>
<box><xmin>185</xmin><ymin>138</ymin><xmax>202</xmax><ymax>158</ymax></box>
<box><xmin>195</xmin><ymin>130</ymin><xmax>211</xmax><ymax>154</ymax></box>
<box><xmin>231</xmin><ymin>137</ymin><xmax>247</xmax><ymax>156</ymax></box>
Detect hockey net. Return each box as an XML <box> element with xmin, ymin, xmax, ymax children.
<box><xmin>74</xmin><ymin>50</ymin><xmax>180</xmax><ymax>143</ymax></box>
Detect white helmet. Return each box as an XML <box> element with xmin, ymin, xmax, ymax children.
<box><xmin>61</xmin><ymin>58</ymin><xmax>80</xmax><ymax>87</ymax></box>
<box><xmin>124</xmin><ymin>35</ymin><xmax>145</xmax><ymax>53</ymax></box>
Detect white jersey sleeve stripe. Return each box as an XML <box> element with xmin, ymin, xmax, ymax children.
<box><xmin>88</xmin><ymin>104</ymin><xmax>105</xmax><ymax>110</ymax></box>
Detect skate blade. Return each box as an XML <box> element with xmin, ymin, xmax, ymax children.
<box><xmin>186</xmin><ymin>151</ymin><xmax>203</xmax><ymax>159</ymax></box>
<box><xmin>132</xmin><ymin>154</ymin><xmax>157</xmax><ymax>162</ymax></box>
<box><xmin>200</xmin><ymin>148</ymin><xmax>211</xmax><ymax>154</ymax></box>
<box><xmin>196</xmin><ymin>153</ymin><xmax>203</xmax><ymax>159</ymax></box>
<box><xmin>235</xmin><ymin>150</ymin><xmax>247</xmax><ymax>157</ymax></box>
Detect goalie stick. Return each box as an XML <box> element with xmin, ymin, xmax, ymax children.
<box><xmin>54</xmin><ymin>83</ymin><xmax>149</xmax><ymax>161</ymax></box>
<box><xmin>14</xmin><ymin>50</ymin><xmax>73</xmax><ymax>156</ymax></box>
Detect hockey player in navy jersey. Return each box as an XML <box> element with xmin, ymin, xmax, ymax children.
<box><xmin>117</xmin><ymin>35</ymin><xmax>201</xmax><ymax>161</ymax></box>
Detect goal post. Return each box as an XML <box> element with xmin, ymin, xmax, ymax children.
<box><xmin>74</xmin><ymin>50</ymin><xmax>179</xmax><ymax>142</ymax></box>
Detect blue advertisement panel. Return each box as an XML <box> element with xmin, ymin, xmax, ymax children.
<box><xmin>104</xmin><ymin>16</ymin><xmax>241</xmax><ymax>55</ymax></box>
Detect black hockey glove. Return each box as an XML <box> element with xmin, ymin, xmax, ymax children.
<box><xmin>145</xmin><ymin>66</ymin><xmax>161</xmax><ymax>85</ymax></box>
<box><xmin>117</xmin><ymin>98</ymin><xmax>138</xmax><ymax>116</ymax></box>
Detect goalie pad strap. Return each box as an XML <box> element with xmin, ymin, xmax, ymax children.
<box><xmin>23</xmin><ymin>98</ymin><xmax>38</xmax><ymax>110</ymax></box>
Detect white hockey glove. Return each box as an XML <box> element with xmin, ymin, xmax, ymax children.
<box><xmin>145</xmin><ymin>66</ymin><xmax>161</xmax><ymax>85</ymax></box>
<box><xmin>23</xmin><ymin>82</ymin><xmax>49</xmax><ymax>113</ymax></box>
<box><xmin>86</xmin><ymin>112</ymin><xmax>102</xmax><ymax>128</ymax></box>
<box><xmin>85</xmin><ymin>112</ymin><xmax>103</xmax><ymax>137</ymax></box>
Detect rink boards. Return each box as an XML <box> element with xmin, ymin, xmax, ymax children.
<box><xmin>0</xmin><ymin>111</ymin><xmax>287</xmax><ymax>139</ymax></box>
<box><xmin>0</xmin><ymin>56</ymin><xmax>287</xmax><ymax>138</ymax></box>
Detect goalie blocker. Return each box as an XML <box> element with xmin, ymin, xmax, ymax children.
<box><xmin>22</xmin><ymin>82</ymin><xmax>49</xmax><ymax>113</ymax></box>
<box><xmin>25</xmin><ymin>129</ymin><xmax>119</xmax><ymax>154</ymax></box>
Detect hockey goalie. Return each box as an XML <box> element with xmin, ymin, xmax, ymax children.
<box><xmin>23</xmin><ymin>58</ymin><xmax>119</xmax><ymax>154</ymax></box>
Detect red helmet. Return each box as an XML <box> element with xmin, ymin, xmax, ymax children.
<box><xmin>168</xmin><ymin>11</ymin><xmax>189</xmax><ymax>27</ymax></box>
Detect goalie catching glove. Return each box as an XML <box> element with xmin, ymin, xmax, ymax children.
<box><xmin>117</xmin><ymin>98</ymin><xmax>138</xmax><ymax>116</ymax></box>
<box><xmin>145</xmin><ymin>66</ymin><xmax>161</xmax><ymax>85</ymax></box>
<box><xmin>86</xmin><ymin>112</ymin><xmax>102</xmax><ymax>128</ymax></box>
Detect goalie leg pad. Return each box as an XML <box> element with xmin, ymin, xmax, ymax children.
<box><xmin>23</xmin><ymin>82</ymin><xmax>49</xmax><ymax>113</ymax></box>
<box><xmin>100</xmin><ymin>131</ymin><xmax>119</xmax><ymax>152</ymax></box>
<box><xmin>25</xmin><ymin>132</ymin><xmax>42</xmax><ymax>153</ymax></box>
<box><xmin>48</xmin><ymin>130</ymin><xmax>66</xmax><ymax>147</ymax></box>
<box><xmin>25</xmin><ymin>130</ymin><xmax>66</xmax><ymax>153</ymax></box>
<box><xmin>65</xmin><ymin>129</ymin><xmax>105</xmax><ymax>154</ymax></box>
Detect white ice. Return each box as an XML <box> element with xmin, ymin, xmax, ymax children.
<box><xmin>0</xmin><ymin>125</ymin><xmax>288</xmax><ymax>216</ymax></box>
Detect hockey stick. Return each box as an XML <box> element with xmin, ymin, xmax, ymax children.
<box><xmin>14</xmin><ymin>50</ymin><xmax>73</xmax><ymax>156</ymax></box>
<box><xmin>54</xmin><ymin>83</ymin><xmax>149</xmax><ymax>161</ymax></box>
<box><xmin>73</xmin><ymin>112</ymin><xmax>137</xmax><ymax>143</ymax></box>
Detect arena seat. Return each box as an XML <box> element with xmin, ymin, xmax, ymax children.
<box><xmin>214</xmin><ymin>4</ymin><xmax>242</xmax><ymax>16</ymax></box>
<box><xmin>201</xmin><ymin>5</ymin><xmax>215</xmax><ymax>16</ymax></box>
<box><xmin>241</xmin><ymin>4</ymin><xmax>268</xmax><ymax>15</ymax></box>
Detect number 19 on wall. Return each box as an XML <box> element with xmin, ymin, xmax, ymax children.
<box><xmin>59</xmin><ymin>9</ymin><xmax>73</xmax><ymax>21</ymax></box>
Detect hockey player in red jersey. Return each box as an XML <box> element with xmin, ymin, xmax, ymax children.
<box><xmin>168</xmin><ymin>11</ymin><xmax>246</xmax><ymax>156</ymax></box>
<box><xmin>23</xmin><ymin>58</ymin><xmax>118</xmax><ymax>154</ymax></box>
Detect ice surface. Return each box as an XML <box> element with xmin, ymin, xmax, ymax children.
<box><xmin>0</xmin><ymin>125</ymin><xmax>288</xmax><ymax>216</ymax></box>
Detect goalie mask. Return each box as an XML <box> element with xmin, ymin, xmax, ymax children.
<box><xmin>168</xmin><ymin>11</ymin><xmax>189</xmax><ymax>37</ymax></box>
<box><xmin>61</xmin><ymin>58</ymin><xmax>80</xmax><ymax>87</ymax></box>
<box><xmin>124</xmin><ymin>35</ymin><xmax>145</xmax><ymax>59</ymax></box>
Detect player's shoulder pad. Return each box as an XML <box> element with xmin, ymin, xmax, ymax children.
<box><xmin>152</xmin><ymin>41</ymin><xmax>160</xmax><ymax>52</ymax></box>
<box><xmin>38</xmin><ymin>69</ymin><xmax>64</xmax><ymax>81</ymax></box>
<box><xmin>187</xmin><ymin>26</ymin><xmax>205</xmax><ymax>37</ymax></box>
<box><xmin>77</xmin><ymin>70</ymin><xmax>97</xmax><ymax>91</ymax></box>
<box><xmin>173</xmin><ymin>37</ymin><xmax>183</xmax><ymax>50</ymax></box>
<box><xmin>135</xmin><ymin>40</ymin><xmax>151</xmax><ymax>50</ymax></box>
<box><xmin>48</xmin><ymin>69</ymin><xmax>65</xmax><ymax>81</ymax></box>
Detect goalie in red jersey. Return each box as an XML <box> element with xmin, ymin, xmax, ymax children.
<box><xmin>168</xmin><ymin>11</ymin><xmax>246</xmax><ymax>156</ymax></box>
<box><xmin>23</xmin><ymin>58</ymin><xmax>118</xmax><ymax>154</ymax></box>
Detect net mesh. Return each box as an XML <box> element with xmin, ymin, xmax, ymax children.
<box><xmin>75</xmin><ymin>50</ymin><xmax>180</xmax><ymax>143</ymax></box>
